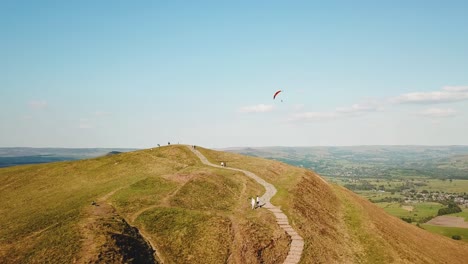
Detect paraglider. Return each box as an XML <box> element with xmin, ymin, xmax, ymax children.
<box><xmin>273</xmin><ymin>90</ymin><xmax>282</xmax><ymax>99</ymax></box>
<box><xmin>273</xmin><ymin>90</ymin><xmax>284</xmax><ymax>102</ymax></box>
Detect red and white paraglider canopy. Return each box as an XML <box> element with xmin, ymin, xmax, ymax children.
<box><xmin>273</xmin><ymin>90</ymin><xmax>282</xmax><ymax>99</ymax></box>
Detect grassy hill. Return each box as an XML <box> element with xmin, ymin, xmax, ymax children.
<box><xmin>1</xmin><ymin>145</ymin><xmax>468</xmax><ymax>263</ymax></box>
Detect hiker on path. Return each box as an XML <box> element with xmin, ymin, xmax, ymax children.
<box><xmin>251</xmin><ymin>197</ymin><xmax>256</xmax><ymax>209</ymax></box>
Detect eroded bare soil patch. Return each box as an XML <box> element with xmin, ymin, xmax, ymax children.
<box><xmin>426</xmin><ymin>216</ymin><xmax>468</xmax><ymax>228</ymax></box>
<box><xmin>77</xmin><ymin>200</ymin><xmax>156</xmax><ymax>263</ymax></box>
<box><xmin>402</xmin><ymin>205</ymin><xmax>414</xmax><ymax>212</ymax></box>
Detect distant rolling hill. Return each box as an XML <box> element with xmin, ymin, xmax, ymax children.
<box><xmin>0</xmin><ymin>148</ymin><xmax>137</xmax><ymax>168</ymax></box>
<box><xmin>224</xmin><ymin>146</ymin><xmax>468</xmax><ymax>179</ymax></box>
<box><xmin>1</xmin><ymin>145</ymin><xmax>468</xmax><ymax>263</ymax></box>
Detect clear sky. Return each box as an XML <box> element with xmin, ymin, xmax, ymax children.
<box><xmin>1</xmin><ymin>1</ymin><xmax>468</xmax><ymax>148</ymax></box>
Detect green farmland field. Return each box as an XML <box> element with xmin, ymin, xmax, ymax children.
<box><xmin>421</xmin><ymin>224</ymin><xmax>468</xmax><ymax>242</ymax></box>
<box><xmin>375</xmin><ymin>202</ymin><xmax>444</xmax><ymax>223</ymax></box>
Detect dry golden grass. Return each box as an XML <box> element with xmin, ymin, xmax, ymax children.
<box><xmin>2</xmin><ymin>145</ymin><xmax>468</xmax><ymax>263</ymax></box>
<box><xmin>0</xmin><ymin>146</ymin><xmax>289</xmax><ymax>263</ymax></box>
<box><xmin>0</xmin><ymin>146</ymin><xmax>200</xmax><ymax>262</ymax></box>
<box><xmin>199</xmin><ymin>147</ymin><xmax>468</xmax><ymax>263</ymax></box>
<box><xmin>341</xmin><ymin>187</ymin><xmax>468</xmax><ymax>263</ymax></box>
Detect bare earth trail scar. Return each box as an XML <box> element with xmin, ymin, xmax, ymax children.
<box><xmin>187</xmin><ymin>146</ymin><xmax>304</xmax><ymax>264</ymax></box>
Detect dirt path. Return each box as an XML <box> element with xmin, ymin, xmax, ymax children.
<box><xmin>187</xmin><ymin>146</ymin><xmax>304</xmax><ymax>264</ymax></box>
<box><xmin>76</xmin><ymin>189</ymin><xmax>121</xmax><ymax>263</ymax></box>
<box><xmin>25</xmin><ymin>222</ymin><xmax>60</xmax><ymax>239</ymax></box>
<box><xmin>130</xmin><ymin>205</ymin><xmax>160</xmax><ymax>223</ymax></box>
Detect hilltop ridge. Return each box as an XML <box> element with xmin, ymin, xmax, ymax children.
<box><xmin>1</xmin><ymin>145</ymin><xmax>468</xmax><ymax>263</ymax></box>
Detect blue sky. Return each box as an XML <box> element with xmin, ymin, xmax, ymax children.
<box><xmin>1</xmin><ymin>1</ymin><xmax>468</xmax><ymax>148</ymax></box>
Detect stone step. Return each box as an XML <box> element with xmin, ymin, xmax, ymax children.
<box><xmin>291</xmin><ymin>241</ymin><xmax>304</xmax><ymax>247</ymax></box>
<box><xmin>289</xmin><ymin>246</ymin><xmax>303</xmax><ymax>252</ymax></box>
<box><xmin>286</xmin><ymin>254</ymin><xmax>301</xmax><ymax>260</ymax></box>
<box><xmin>284</xmin><ymin>255</ymin><xmax>301</xmax><ymax>263</ymax></box>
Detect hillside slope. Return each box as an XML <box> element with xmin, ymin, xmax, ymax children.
<box><xmin>1</xmin><ymin>145</ymin><xmax>468</xmax><ymax>263</ymax></box>
<box><xmin>0</xmin><ymin>146</ymin><xmax>287</xmax><ymax>263</ymax></box>
<box><xmin>199</xmin><ymin>147</ymin><xmax>468</xmax><ymax>263</ymax></box>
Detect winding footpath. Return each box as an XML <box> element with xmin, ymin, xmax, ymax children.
<box><xmin>187</xmin><ymin>146</ymin><xmax>304</xmax><ymax>264</ymax></box>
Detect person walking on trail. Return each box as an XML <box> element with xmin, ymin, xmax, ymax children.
<box><xmin>256</xmin><ymin>195</ymin><xmax>260</xmax><ymax>207</ymax></box>
<box><xmin>251</xmin><ymin>197</ymin><xmax>256</xmax><ymax>209</ymax></box>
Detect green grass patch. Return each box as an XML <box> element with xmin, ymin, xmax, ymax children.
<box><xmin>449</xmin><ymin>208</ymin><xmax>468</xmax><ymax>221</ymax></box>
<box><xmin>112</xmin><ymin>176</ymin><xmax>178</xmax><ymax>215</ymax></box>
<box><xmin>171</xmin><ymin>171</ymin><xmax>241</xmax><ymax>211</ymax></box>
<box><xmin>375</xmin><ymin>202</ymin><xmax>443</xmax><ymax>223</ymax></box>
<box><xmin>421</xmin><ymin>224</ymin><xmax>468</xmax><ymax>242</ymax></box>
<box><xmin>357</xmin><ymin>190</ymin><xmax>403</xmax><ymax>200</ymax></box>
<box><xmin>138</xmin><ymin>207</ymin><xmax>231</xmax><ymax>264</ymax></box>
